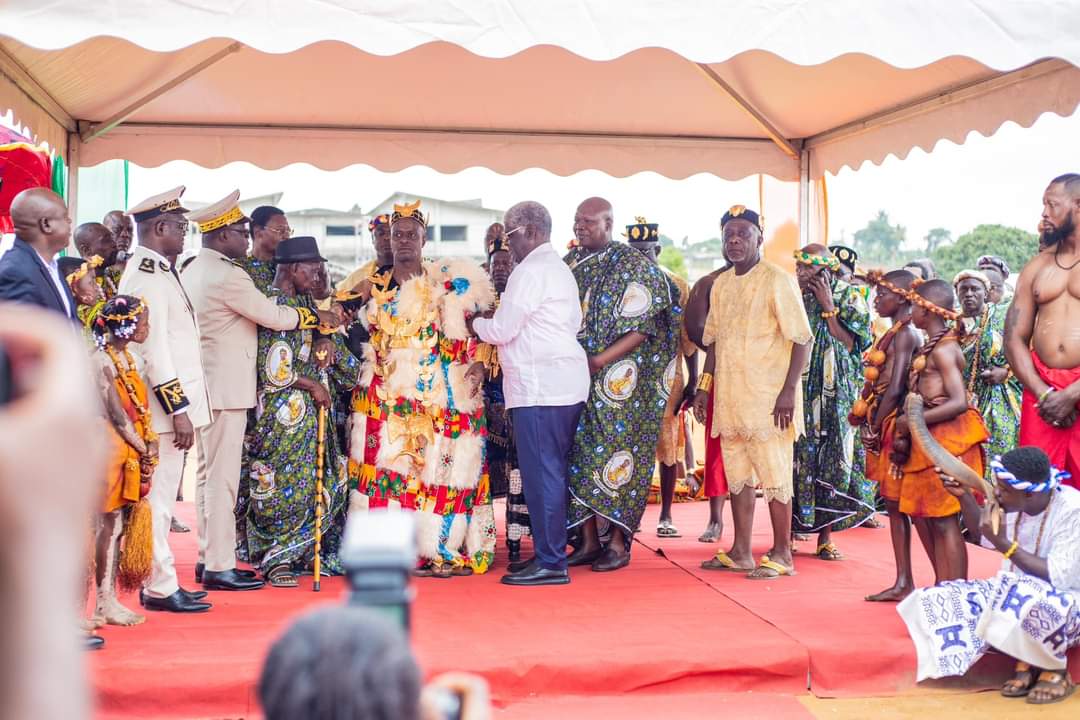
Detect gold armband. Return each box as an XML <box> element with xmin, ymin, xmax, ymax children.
<box><xmin>1002</xmin><ymin>540</ymin><xmax>1019</xmax><ymax>560</ymax></box>
<box><xmin>696</xmin><ymin>373</ymin><xmax>713</xmax><ymax>393</ymax></box>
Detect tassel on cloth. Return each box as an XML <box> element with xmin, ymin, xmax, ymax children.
<box><xmin>117</xmin><ymin>498</ymin><xmax>154</xmax><ymax>592</ymax></box>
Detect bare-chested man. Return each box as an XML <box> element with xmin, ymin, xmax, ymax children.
<box><xmin>684</xmin><ymin>266</ymin><xmax>728</xmax><ymax>542</ymax></box>
<box><xmin>1006</xmin><ymin>173</ymin><xmax>1080</xmax><ymax>489</ymax></box>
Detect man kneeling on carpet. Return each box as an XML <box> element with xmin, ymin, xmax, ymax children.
<box><xmin>898</xmin><ymin>446</ymin><xmax>1080</xmax><ymax>705</ymax></box>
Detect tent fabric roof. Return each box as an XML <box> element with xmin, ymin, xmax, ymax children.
<box><xmin>1</xmin><ymin>1</ymin><xmax>1079</xmax><ymax>181</ymax></box>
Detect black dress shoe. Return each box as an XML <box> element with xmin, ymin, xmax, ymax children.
<box><xmin>501</xmin><ymin>566</ymin><xmax>570</xmax><ymax>586</ymax></box>
<box><xmin>203</xmin><ymin>569</ymin><xmax>265</xmax><ymax>591</ymax></box>
<box><xmin>142</xmin><ymin>589</ymin><xmax>212</xmax><ymax>613</ymax></box>
<box><xmin>507</xmin><ymin>556</ymin><xmax>537</xmax><ymax>574</ymax></box>
<box><xmin>195</xmin><ymin>562</ymin><xmax>257</xmax><ymax>583</ymax></box>
<box><xmin>591</xmin><ymin>548</ymin><xmax>631</xmax><ymax>572</ymax></box>
<box><xmin>566</xmin><ymin>546</ymin><xmax>603</xmax><ymax>567</ymax></box>
<box><xmin>180</xmin><ymin>587</ymin><xmax>208</xmax><ymax>601</ymax></box>
<box><xmin>85</xmin><ymin>634</ymin><xmax>105</xmax><ymax>651</ymax></box>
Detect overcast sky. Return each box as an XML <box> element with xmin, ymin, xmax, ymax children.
<box><xmin>111</xmin><ymin>110</ymin><xmax>1080</xmax><ymax>250</ymax></box>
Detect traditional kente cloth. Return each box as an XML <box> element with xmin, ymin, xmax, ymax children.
<box><xmin>794</xmin><ymin>278</ymin><xmax>876</xmax><ymax>533</ymax></box>
<box><xmin>656</xmin><ymin>269</ymin><xmax>697</xmax><ymax>467</ymax></box>
<box><xmin>870</xmin><ymin>410</ymin><xmax>900</xmax><ymax>502</ymax></box>
<box><xmin>244</xmin><ymin>294</ymin><xmax>359</xmax><ymax>575</ymax></box>
<box><xmin>898</xmin><ymin>485</ymin><xmax>1080</xmax><ymax>679</ymax></box>
<box><xmin>960</xmin><ymin>304</ymin><xmax>1021</xmax><ymax>481</ymax></box>
<box><xmin>703</xmin><ymin>261</ymin><xmax>811</xmax><ymax>503</ymax></box>
<box><xmin>1019</xmin><ymin>350</ymin><xmax>1080</xmax><ymax>489</ymax></box>
<box><xmin>703</xmin><ymin>386</ymin><xmax>728</xmax><ymax>497</ymax></box>
<box><xmin>564</xmin><ymin>242</ymin><xmax>679</xmax><ymax>538</ymax></box>
<box><xmin>899</xmin><ymin>407</ymin><xmax>988</xmax><ymax>518</ymax></box>
<box><xmin>101</xmin><ymin>352</ymin><xmax>151</xmax><ymax>513</ymax></box>
<box><xmin>350</xmin><ymin>260</ymin><xmax>498</xmax><ymax>572</ymax></box>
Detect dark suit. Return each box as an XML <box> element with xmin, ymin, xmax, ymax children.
<box><xmin>0</xmin><ymin>237</ymin><xmax>76</xmax><ymax>319</ymax></box>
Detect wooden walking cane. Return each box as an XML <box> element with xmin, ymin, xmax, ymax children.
<box><xmin>313</xmin><ymin>359</ymin><xmax>332</xmax><ymax>592</ymax></box>
<box><xmin>314</xmin><ymin>402</ymin><xmax>326</xmax><ymax>592</ymax></box>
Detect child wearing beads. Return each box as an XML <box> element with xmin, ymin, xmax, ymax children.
<box><xmin>89</xmin><ymin>294</ymin><xmax>158</xmax><ymax>626</ymax></box>
<box><xmin>890</xmin><ymin>279</ymin><xmax>988</xmax><ymax>584</ymax></box>
<box><xmin>60</xmin><ymin>255</ymin><xmax>106</xmax><ymax>337</ymax></box>
<box><xmin>855</xmin><ymin>269</ymin><xmax>922</xmax><ymax>602</ymax></box>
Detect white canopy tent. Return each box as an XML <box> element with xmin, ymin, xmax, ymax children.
<box><xmin>1</xmin><ymin>0</ymin><xmax>1079</xmax><ymax>240</ymax></box>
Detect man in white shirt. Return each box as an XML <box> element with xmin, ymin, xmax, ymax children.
<box><xmin>470</xmin><ymin>201</ymin><xmax>589</xmax><ymax>586</ymax></box>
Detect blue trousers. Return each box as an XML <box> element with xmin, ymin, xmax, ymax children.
<box><xmin>510</xmin><ymin>403</ymin><xmax>584</xmax><ymax>571</ymax></box>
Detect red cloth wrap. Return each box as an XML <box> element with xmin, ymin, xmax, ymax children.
<box><xmin>1018</xmin><ymin>349</ymin><xmax>1080</xmax><ymax>489</ymax></box>
<box><xmin>704</xmin><ymin>388</ymin><xmax>728</xmax><ymax>497</ymax></box>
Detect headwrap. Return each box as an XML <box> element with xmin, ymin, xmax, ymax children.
<box><xmin>390</xmin><ymin>200</ymin><xmax>428</xmax><ymax>229</ymax></box>
<box><xmin>828</xmin><ymin>245</ymin><xmax>858</xmax><ymax>274</ymax></box>
<box><xmin>793</xmin><ymin>249</ymin><xmax>841</xmax><ymax>272</ymax></box>
<box><xmin>486</xmin><ymin>226</ymin><xmax>510</xmax><ymax>257</ymax></box>
<box><xmin>623</xmin><ymin>216</ymin><xmax>659</xmax><ymax>242</ymax></box>
<box><xmin>977</xmin><ymin>255</ymin><xmax>1010</xmax><ymax>279</ymax></box>
<box><xmin>368</xmin><ymin>213</ymin><xmax>390</xmax><ymax>233</ymax></box>
<box><xmin>990</xmin><ymin>456</ymin><xmax>1070</xmax><ymax>493</ymax></box>
<box><xmin>721</xmin><ymin>205</ymin><xmax>764</xmax><ymax>234</ymax></box>
<box><xmin>952</xmin><ymin>269</ymin><xmax>991</xmax><ymax>292</ymax></box>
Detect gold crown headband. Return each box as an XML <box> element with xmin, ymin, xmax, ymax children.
<box><xmin>65</xmin><ymin>255</ymin><xmax>104</xmax><ymax>287</ymax></box>
<box><xmin>99</xmin><ymin>297</ymin><xmax>147</xmax><ymax>324</ymax></box>
<box><xmin>391</xmin><ymin>200</ymin><xmax>429</xmax><ymax>229</ymax></box>
<box><xmin>793</xmin><ymin>250</ymin><xmax>840</xmax><ymax>272</ymax></box>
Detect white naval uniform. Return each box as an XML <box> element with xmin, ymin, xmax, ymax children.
<box><xmin>119</xmin><ymin>245</ymin><xmax>212</xmax><ymax>599</ymax></box>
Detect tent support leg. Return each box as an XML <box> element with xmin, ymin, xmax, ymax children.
<box><xmin>66</xmin><ymin>132</ymin><xmax>80</xmax><ymax>238</ymax></box>
<box><xmin>798</xmin><ymin>149</ymin><xmax>811</xmax><ymax>247</ymax></box>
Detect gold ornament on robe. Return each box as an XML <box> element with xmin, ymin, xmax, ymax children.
<box><xmin>386</xmin><ymin>412</ymin><xmax>436</xmax><ymax>464</ymax></box>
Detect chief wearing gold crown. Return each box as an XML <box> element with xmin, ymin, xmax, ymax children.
<box><xmin>346</xmin><ymin>200</ymin><xmax>498</xmax><ymax>577</ymax></box>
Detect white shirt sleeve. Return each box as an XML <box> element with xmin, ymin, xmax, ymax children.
<box><xmin>473</xmin><ymin>271</ymin><xmax>539</xmax><ymax>346</ymax></box>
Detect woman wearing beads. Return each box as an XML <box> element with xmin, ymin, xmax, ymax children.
<box><xmin>89</xmin><ymin>294</ymin><xmax>157</xmax><ymax>626</ymax></box>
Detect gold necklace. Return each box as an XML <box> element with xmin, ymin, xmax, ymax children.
<box><xmin>964</xmin><ymin>306</ymin><xmax>991</xmax><ymax>396</ymax></box>
<box><xmin>1010</xmin><ymin>492</ymin><xmax>1055</xmax><ymax>571</ymax></box>
<box><xmin>104</xmin><ymin>345</ymin><xmax>159</xmax><ymax>448</ymax></box>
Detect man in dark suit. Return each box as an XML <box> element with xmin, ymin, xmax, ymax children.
<box><xmin>0</xmin><ymin>188</ymin><xmax>76</xmax><ymax>319</ymax></box>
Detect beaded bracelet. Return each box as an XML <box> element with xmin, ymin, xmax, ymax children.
<box><xmin>820</xmin><ymin>309</ymin><xmax>839</xmax><ymax>319</ymax></box>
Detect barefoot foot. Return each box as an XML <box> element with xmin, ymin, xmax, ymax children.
<box><xmin>98</xmin><ymin>601</ymin><xmax>146</xmax><ymax>626</ymax></box>
<box><xmin>697</xmin><ymin>521</ymin><xmax>722</xmax><ymax>543</ymax></box>
<box><xmin>865</xmin><ymin>585</ymin><xmax>913</xmax><ymax>602</ymax></box>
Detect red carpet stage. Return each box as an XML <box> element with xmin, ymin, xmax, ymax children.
<box><xmin>90</xmin><ymin>500</ymin><xmax>1078</xmax><ymax>719</ymax></box>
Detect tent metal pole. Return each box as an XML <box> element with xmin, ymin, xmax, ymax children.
<box><xmin>798</xmin><ymin>149</ymin><xmax>811</xmax><ymax>246</ymax></box>
<box><xmin>66</xmin><ymin>133</ymin><xmax>80</xmax><ymax>246</ymax></box>
<box><xmin>804</xmin><ymin>58</ymin><xmax>1071</xmax><ymax>150</ymax></box>
<box><xmin>80</xmin><ymin>41</ymin><xmax>245</xmax><ymax>143</ymax></box>
<box><xmin>0</xmin><ymin>43</ymin><xmax>75</xmax><ymax>132</ymax></box>
<box><xmin>694</xmin><ymin>62</ymin><xmax>798</xmax><ymax>159</ymax></box>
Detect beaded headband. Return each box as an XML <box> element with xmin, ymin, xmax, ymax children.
<box><xmin>991</xmin><ymin>456</ymin><xmax>1070</xmax><ymax>493</ymax></box>
<box><xmin>93</xmin><ymin>296</ymin><xmax>147</xmax><ymax>349</ymax></box>
<box><xmin>904</xmin><ymin>287</ymin><xmax>960</xmax><ymax>322</ymax></box>
<box><xmin>863</xmin><ymin>269</ymin><xmax>909</xmax><ymax>299</ymax></box>
<box><xmin>793</xmin><ymin>250</ymin><xmax>840</xmax><ymax>272</ymax></box>
<box><xmin>65</xmin><ymin>255</ymin><xmax>103</xmax><ymax>287</ymax></box>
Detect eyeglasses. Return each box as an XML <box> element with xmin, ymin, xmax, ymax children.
<box><xmin>263</xmin><ymin>225</ymin><xmax>292</xmax><ymax>237</ymax></box>
<box><xmin>163</xmin><ymin>219</ymin><xmax>190</xmax><ymax>233</ymax></box>
<box><xmin>225</xmin><ymin>226</ymin><xmax>251</xmax><ymax>239</ymax></box>
<box><xmin>505</xmin><ymin>225</ymin><xmax>524</xmax><ymax>237</ymax></box>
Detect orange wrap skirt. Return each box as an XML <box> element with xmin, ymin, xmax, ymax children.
<box><xmin>899</xmin><ymin>407</ymin><xmax>988</xmax><ymax>518</ymax></box>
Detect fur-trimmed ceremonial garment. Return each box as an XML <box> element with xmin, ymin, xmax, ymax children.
<box><xmin>350</xmin><ymin>259</ymin><xmax>497</xmax><ymax>573</ymax></box>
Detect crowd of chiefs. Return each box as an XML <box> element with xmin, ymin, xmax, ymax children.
<box><xmin>0</xmin><ymin>172</ymin><xmax>1078</xmax><ymax>702</ymax></box>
